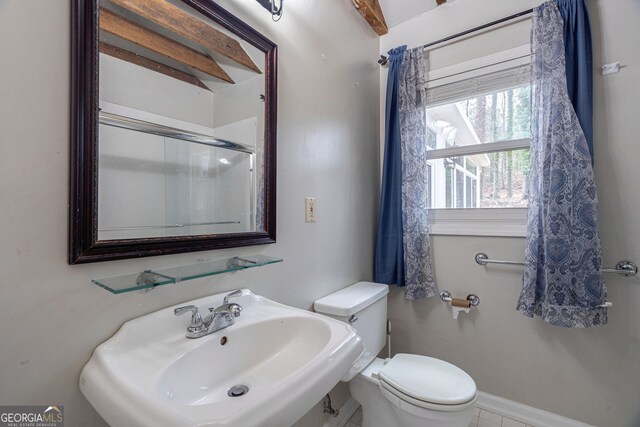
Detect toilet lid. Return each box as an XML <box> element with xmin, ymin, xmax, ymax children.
<box><xmin>378</xmin><ymin>354</ymin><xmax>476</xmax><ymax>406</ymax></box>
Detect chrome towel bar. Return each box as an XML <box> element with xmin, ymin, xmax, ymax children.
<box><xmin>475</xmin><ymin>253</ymin><xmax>638</xmax><ymax>277</ymax></box>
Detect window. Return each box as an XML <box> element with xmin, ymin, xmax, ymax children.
<box><xmin>426</xmin><ymin>127</ymin><xmax>437</xmax><ymax>150</ymax></box>
<box><xmin>437</xmin><ymin>156</ymin><xmax>480</xmax><ymax>208</ymax></box>
<box><xmin>423</xmin><ymin>56</ymin><xmax>532</xmax><ymax>236</ymax></box>
<box><xmin>426</xmin><ymin>84</ymin><xmax>531</xmax><ymax>209</ymax></box>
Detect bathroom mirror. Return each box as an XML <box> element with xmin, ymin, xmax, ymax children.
<box><xmin>70</xmin><ymin>0</ymin><xmax>277</xmax><ymax>263</ymax></box>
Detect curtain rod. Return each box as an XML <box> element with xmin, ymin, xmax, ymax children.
<box><xmin>378</xmin><ymin>8</ymin><xmax>534</xmax><ymax>66</ymax></box>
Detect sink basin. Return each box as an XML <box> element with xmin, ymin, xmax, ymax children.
<box><xmin>80</xmin><ymin>290</ymin><xmax>364</xmax><ymax>427</ymax></box>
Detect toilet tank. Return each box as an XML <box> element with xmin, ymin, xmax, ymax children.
<box><xmin>314</xmin><ymin>282</ymin><xmax>389</xmax><ymax>380</ymax></box>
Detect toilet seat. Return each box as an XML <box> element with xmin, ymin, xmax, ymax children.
<box><xmin>378</xmin><ymin>354</ymin><xmax>477</xmax><ymax>411</ymax></box>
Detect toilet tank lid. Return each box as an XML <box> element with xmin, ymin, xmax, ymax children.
<box><xmin>314</xmin><ymin>282</ymin><xmax>389</xmax><ymax>317</ymax></box>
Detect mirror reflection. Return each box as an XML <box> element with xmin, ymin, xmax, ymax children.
<box><xmin>97</xmin><ymin>0</ymin><xmax>266</xmax><ymax>240</ymax></box>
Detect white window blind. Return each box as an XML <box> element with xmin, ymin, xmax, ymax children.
<box><xmin>424</xmin><ymin>44</ymin><xmax>531</xmax><ymax>107</ymax></box>
<box><xmin>426</xmin><ymin>63</ymin><xmax>530</xmax><ymax>107</ymax></box>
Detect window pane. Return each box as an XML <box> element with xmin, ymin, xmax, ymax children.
<box><xmin>471</xmin><ymin>180</ymin><xmax>477</xmax><ymax>207</ymax></box>
<box><xmin>426</xmin><ymin>164</ymin><xmax>432</xmax><ymax>208</ymax></box>
<box><xmin>445</xmin><ymin>167</ymin><xmax>453</xmax><ymax>208</ymax></box>
<box><xmin>456</xmin><ymin>170</ymin><xmax>464</xmax><ymax>208</ymax></box>
<box><xmin>426</xmin><ymin>85</ymin><xmax>531</xmax><ymax>149</ymax></box>
<box><xmin>426</xmin><ymin>128</ymin><xmax>437</xmax><ymax>149</ymax></box>
<box><xmin>430</xmin><ymin>148</ymin><xmax>529</xmax><ymax>209</ymax></box>
<box><xmin>466</xmin><ymin>162</ymin><xmax>477</xmax><ymax>176</ymax></box>
<box><xmin>480</xmin><ymin>149</ymin><xmax>529</xmax><ymax>208</ymax></box>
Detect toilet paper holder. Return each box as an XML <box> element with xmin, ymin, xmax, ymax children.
<box><xmin>439</xmin><ymin>290</ymin><xmax>480</xmax><ymax>307</ymax></box>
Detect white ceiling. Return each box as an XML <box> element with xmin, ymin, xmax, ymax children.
<box><xmin>378</xmin><ymin>0</ymin><xmax>439</xmax><ymax>28</ymax></box>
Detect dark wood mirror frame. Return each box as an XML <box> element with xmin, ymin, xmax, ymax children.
<box><xmin>70</xmin><ymin>0</ymin><xmax>277</xmax><ymax>264</ymax></box>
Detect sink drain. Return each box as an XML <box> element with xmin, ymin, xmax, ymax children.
<box><xmin>227</xmin><ymin>385</ymin><xmax>249</xmax><ymax>397</ymax></box>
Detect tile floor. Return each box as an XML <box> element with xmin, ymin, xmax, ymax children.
<box><xmin>345</xmin><ymin>406</ymin><xmax>535</xmax><ymax>427</ymax></box>
<box><xmin>344</xmin><ymin>406</ymin><xmax>362</xmax><ymax>427</ymax></box>
<box><xmin>470</xmin><ymin>408</ymin><xmax>534</xmax><ymax>427</ymax></box>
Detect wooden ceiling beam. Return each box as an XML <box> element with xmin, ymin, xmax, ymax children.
<box><xmin>111</xmin><ymin>0</ymin><xmax>261</xmax><ymax>73</ymax></box>
<box><xmin>436</xmin><ymin>0</ymin><xmax>447</xmax><ymax>5</ymax></box>
<box><xmin>100</xmin><ymin>8</ymin><xmax>233</xmax><ymax>83</ymax></box>
<box><xmin>99</xmin><ymin>42</ymin><xmax>211</xmax><ymax>91</ymax></box>
<box><xmin>349</xmin><ymin>0</ymin><xmax>388</xmax><ymax>36</ymax></box>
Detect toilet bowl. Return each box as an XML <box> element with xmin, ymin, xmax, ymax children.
<box><xmin>314</xmin><ymin>282</ymin><xmax>477</xmax><ymax>427</ymax></box>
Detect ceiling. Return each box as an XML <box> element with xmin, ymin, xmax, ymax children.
<box><xmin>378</xmin><ymin>0</ymin><xmax>439</xmax><ymax>28</ymax></box>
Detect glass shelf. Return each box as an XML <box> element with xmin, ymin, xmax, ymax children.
<box><xmin>92</xmin><ymin>255</ymin><xmax>282</xmax><ymax>294</ymax></box>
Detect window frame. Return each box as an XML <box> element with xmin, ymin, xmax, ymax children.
<box><xmin>438</xmin><ymin>156</ymin><xmax>481</xmax><ymax>209</ymax></box>
<box><xmin>429</xmin><ymin>207</ymin><xmax>528</xmax><ymax>237</ymax></box>
<box><xmin>426</xmin><ymin>140</ymin><xmax>530</xmax><ymax>237</ymax></box>
<box><xmin>423</xmin><ymin>46</ymin><xmax>532</xmax><ymax>237</ymax></box>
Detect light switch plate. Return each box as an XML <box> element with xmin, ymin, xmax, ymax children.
<box><xmin>305</xmin><ymin>197</ymin><xmax>316</xmax><ymax>222</ymax></box>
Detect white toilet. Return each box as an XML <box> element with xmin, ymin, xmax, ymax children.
<box><xmin>314</xmin><ymin>282</ymin><xmax>477</xmax><ymax>427</ymax></box>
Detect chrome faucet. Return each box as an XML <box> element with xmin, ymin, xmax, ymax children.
<box><xmin>175</xmin><ymin>291</ymin><xmax>245</xmax><ymax>339</ymax></box>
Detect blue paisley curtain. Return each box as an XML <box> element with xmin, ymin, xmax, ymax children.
<box><xmin>399</xmin><ymin>47</ymin><xmax>437</xmax><ymax>299</ymax></box>
<box><xmin>516</xmin><ymin>1</ymin><xmax>606</xmax><ymax>327</ymax></box>
<box><xmin>375</xmin><ymin>46</ymin><xmax>436</xmax><ymax>299</ymax></box>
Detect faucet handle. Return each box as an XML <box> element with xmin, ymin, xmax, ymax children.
<box><xmin>174</xmin><ymin>305</ymin><xmax>204</xmax><ymax>331</ymax></box>
<box><xmin>228</xmin><ymin>303</ymin><xmax>243</xmax><ymax>317</ymax></box>
<box><xmin>223</xmin><ymin>289</ymin><xmax>251</xmax><ymax>304</ymax></box>
<box><xmin>209</xmin><ymin>303</ymin><xmax>243</xmax><ymax>317</ymax></box>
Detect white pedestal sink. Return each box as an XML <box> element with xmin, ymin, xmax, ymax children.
<box><xmin>80</xmin><ymin>290</ymin><xmax>364</xmax><ymax>427</ymax></box>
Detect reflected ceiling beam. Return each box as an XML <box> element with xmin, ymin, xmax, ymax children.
<box><xmin>349</xmin><ymin>0</ymin><xmax>388</xmax><ymax>36</ymax></box>
<box><xmin>99</xmin><ymin>42</ymin><xmax>211</xmax><ymax>91</ymax></box>
<box><xmin>100</xmin><ymin>8</ymin><xmax>234</xmax><ymax>83</ymax></box>
<box><xmin>110</xmin><ymin>0</ymin><xmax>262</xmax><ymax>73</ymax></box>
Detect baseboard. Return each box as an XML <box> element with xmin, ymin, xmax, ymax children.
<box><xmin>322</xmin><ymin>397</ymin><xmax>360</xmax><ymax>427</ymax></box>
<box><xmin>324</xmin><ymin>391</ymin><xmax>592</xmax><ymax>427</ymax></box>
<box><xmin>477</xmin><ymin>391</ymin><xmax>595</xmax><ymax>427</ymax></box>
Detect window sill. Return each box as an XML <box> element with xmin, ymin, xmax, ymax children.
<box><xmin>429</xmin><ymin>208</ymin><xmax>527</xmax><ymax>237</ymax></box>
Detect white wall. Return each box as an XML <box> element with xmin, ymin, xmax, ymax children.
<box><xmin>100</xmin><ymin>53</ymin><xmax>216</xmax><ymax>127</ymax></box>
<box><xmin>381</xmin><ymin>1</ymin><xmax>640</xmax><ymax>426</ymax></box>
<box><xmin>0</xmin><ymin>1</ymin><xmax>379</xmax><ymax>426</ymax></box>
